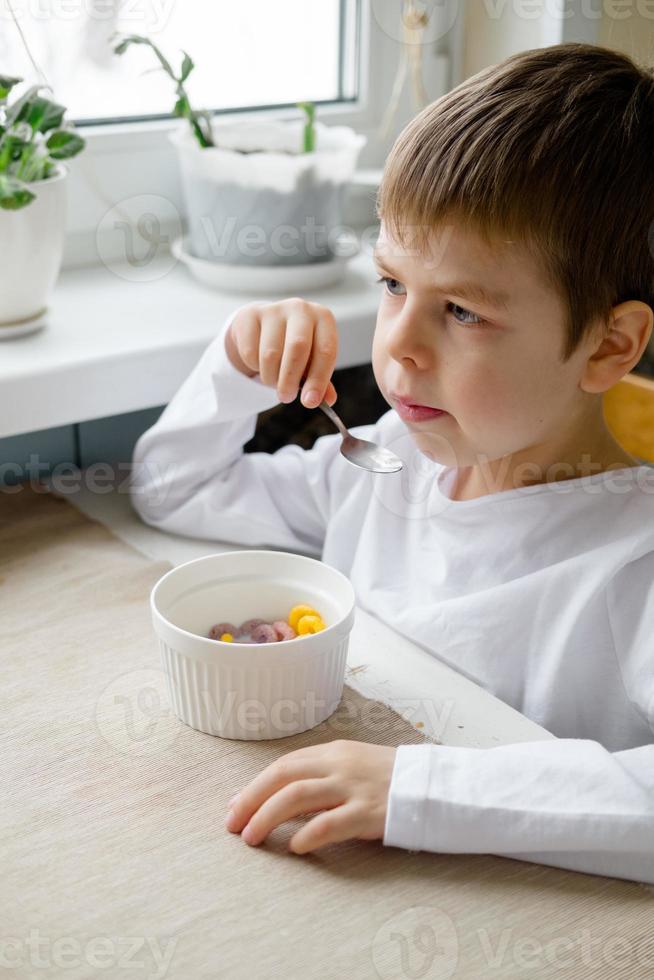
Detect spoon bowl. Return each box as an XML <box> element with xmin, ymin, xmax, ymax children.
<box><xmin>318</xmin><ymin>400</ymin><xmax>403</xmax><ymax>473</ymax></box>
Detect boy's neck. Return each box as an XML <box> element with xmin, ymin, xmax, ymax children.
<box><xmin>449</xmin><ymin>428</ymin><xmax>640</xmax><ymax>502</ymax></box>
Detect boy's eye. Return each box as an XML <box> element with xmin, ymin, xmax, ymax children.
<box><xmin>447</xmin><ymin>302</ymin><xmax>484</xmax><ymax>327</ymax></box>
<box><xmin>375</xmin><ymin>275</ymin><xmax>406</xmax><ymax>297</ymax></box>
<box><xmin>374</xmin><ymin>276</ymin><xmax>485</xmax><ymax>327</ymax></box>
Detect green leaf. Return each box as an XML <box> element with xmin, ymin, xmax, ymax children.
<box><xmin>8</xmin><ymin>121</ymin><xmax>32</xmax><ymax>142</ymax></box>
<box><xmin>0</xmin><ymin>129</ymin><xmax>32</xmax><ymax>172</ymax></box>
<box><xmin>0</xmin><ymin>74</ymin><xmax>22</xmax><ymax>101</ymax></box>
<box><xmin>112</xmin><ymin>33</ymin><xmax>175</xmax><ymax>79</ymax></box>
<box><xmin>0</xmin><ymin>132</ymin><xmax>22</xmax><ymax>171</ymax></box>
<box><xmin>4</xmin><ymin>84</ymin><xmax>41</xmax><ymax>126</ymax></box>
<box><xmin>112</xmin><ymin>34</ymin><xmax>211</xmax><ymax>148</ymax></box>
<box><xmin>173</xmin><ymin>95</ymin><xmax>189</xmax><ymax>119</ymax></box>
<box><xmin>16</xmin><ymin>141</ymin><xmax>38</xmax><ymax>181</ymax></box>
<box><xmin>37</xmin><ymin>98</ymin><xmax>66</xmax><ymax>133</ymax></box>
<box><xmin>112</xmin><ymin>31</ymin><xmax>150</xmax><ymax>52</ymax></box>
<box><xmin>6</xmin><ymin>91</ymin><xmax>65</xmax><ymax>134</ymax></box>
<box><xmin>46</xmin><ymin>129</ymin><xmax>85</xmax><ymax>159</ymax></box>
<box><xmin>0</xmin><ymin>173</ymin><xmax>35</xmax><ymax>210</ymax></box>
<box><xmin>180</xmin><ymin>51</ymin><xmax>194</xmax><ymax>82</ymax></box>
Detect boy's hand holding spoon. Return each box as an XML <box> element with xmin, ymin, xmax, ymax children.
<box><xmin>225</xmin><ymin>298</ymin><xmax>403</xmax><ymax>473</ymax></box>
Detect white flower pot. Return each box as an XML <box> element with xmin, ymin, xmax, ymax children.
<box><xmin>0</xmin><ymin>167</ymin><xmax>67</xmax><ymax>327</ymax></box>
<box><xmin>170</xmin><ymin>118</ymin><xmax>366</xmax><ymax>267</ymax></box>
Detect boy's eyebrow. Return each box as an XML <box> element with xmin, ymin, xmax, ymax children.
<box><xmin>372</xmin><ymin>248</ymin><xmax>511</xmax><ymax>310</ymax></box>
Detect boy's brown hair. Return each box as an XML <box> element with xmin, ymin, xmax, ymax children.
<box><xmin>376</xmin><ymin>42</ymin><xmax>654</xmax><ymax>361</ymax></box>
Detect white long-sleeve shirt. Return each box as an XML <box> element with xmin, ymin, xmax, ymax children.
<box><xmin>130</xmin><ymin>307</ymin><xmax>654</xmax><ymax>886</ymax></box>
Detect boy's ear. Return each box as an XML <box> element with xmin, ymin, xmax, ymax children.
<box><xmin>580</xmin><ymin>300</ymin><xmax>654</xmax><ymax>394</ymax></box>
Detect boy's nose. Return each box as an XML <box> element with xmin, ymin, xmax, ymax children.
<box><xmin>385</xmin><ymin>312</ymin><xmax>434</xmax><ymax>369</ymax></box>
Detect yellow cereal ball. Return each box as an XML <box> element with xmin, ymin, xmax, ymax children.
<box><xmin>220</xmin><ymin>632</ymin><xmax>234</xmax><ymax>642</ymax></box>
<box><xmin>288</xmin><ymin>604</ymin><xmax>319</xmax><ymax>631</ymax></box>
<box><xmin>297</xmin><ymin>615</ymin><xmax>325</xmax><ymax>635</ymax></box>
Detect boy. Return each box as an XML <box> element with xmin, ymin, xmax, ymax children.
<box><xmin>130</xmin><ymin>43</ymin><xmax>654</xmax><ymax>884</ymax></box>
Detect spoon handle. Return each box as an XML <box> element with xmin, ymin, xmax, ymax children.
<box><xmin>318</xmin><ymin>400</ymin><xmax>350</xmax><ymax>439</ymax></box>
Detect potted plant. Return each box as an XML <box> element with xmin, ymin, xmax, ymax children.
<box><xmin>0</xmin><ymin>75</ymin><xmax>84</xmax><ymax>331</ymax></box>
<box><xmin>113</xmin><ymin>35</ymin><xmax>365</xmax><ymax>268</ymax></box>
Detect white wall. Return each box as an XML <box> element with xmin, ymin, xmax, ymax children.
<box><xmin>598</xmin><ymin>5</ymin><xmax>654</xmax><ymax>66</ymax></box>
<box><xmin>461</xmin><ymin>0</ymin><xmax>654</xmax><ymax>79</ymax></box>
<box><xmin>462</xmin><ymin>0</ymin><xmax>544</xmax><ymax>78</ymax></box>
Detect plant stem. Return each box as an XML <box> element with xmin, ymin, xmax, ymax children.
<box><xmin>7</xmin><ymin>0</ymin><xmax>50</xmax><ymax>88</ymax></box>
<box><xmin>297</xmin><ymin>102</ymin><xmax>316</xmax><ymax>153</ymax></box>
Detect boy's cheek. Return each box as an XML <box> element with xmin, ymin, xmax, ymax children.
<box><xmin>456</xmin><ymin>357</ymin><xmax>541</xmax><ymax>421</ymax></box>
<box><xmin>451</xmin><ymin>369</ymin><xmax>510</xmax><ymax>422</ymax></box>
<box><xmin>448</xmin><ymin>372</ymin><xmax>545</xmax><ymax>457</ymax></box>
<box><xmin>371</xmin><ymin>334</ymin><xmax>398</xmax><ymax>394</ymax></box>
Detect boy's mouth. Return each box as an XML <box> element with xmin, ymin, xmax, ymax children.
<box><xmin>391</xmin><ymin>393</ymin><xmax>449</xmax><ymax>422</ymax></box>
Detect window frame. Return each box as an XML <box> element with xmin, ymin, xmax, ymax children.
<box><xmin>61</xmin><ymin>0</ymin><xmax>463</xmax><ymax>269</ymax></box>
<box><xmin>70</xmin><ymin>0</ymin><xmax>358</xmax><ymax>128</ymax></box>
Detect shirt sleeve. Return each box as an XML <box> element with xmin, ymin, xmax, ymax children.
<box><xmin>383</xmin><ymin>550</ymin><xmax>654</xmax><ymax>886</ymax></box>
<box><xmin>128</xmin><ymin>305</ymin><xmax>373</xmax><ymax>557</ymax></box>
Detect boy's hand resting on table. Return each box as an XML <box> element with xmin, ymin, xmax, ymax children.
<box><xmin>224</xmin><ymin>297</ymin><xmax>339</xmax><ymax>409</ymax></box>
<box><xmin>225</xmin><ymin>740</ymin><xmax>398</xmax><ymax>854</ymax></box>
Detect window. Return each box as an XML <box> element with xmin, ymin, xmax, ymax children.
<box><xmin>1</xmin><ymin>0</ymin><xmax>358</xmax><ymax>125</ymax></box>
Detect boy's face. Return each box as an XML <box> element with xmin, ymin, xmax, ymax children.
<box><xmin>371</xmin><ymin>218</ymin><xmax>601</xmax><ymax>474</ymax></box>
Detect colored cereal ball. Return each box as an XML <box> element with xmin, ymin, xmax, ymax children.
<box><xmin>239</xmin><ymin>618</ymin><xmax>265</xmax><ymax>635</ymax></box>
<box><xmin>272</xmin><ymin>620</ymin><xmax>297</xmax><ymax>641</ymax></box>
<box><xmin>251</xmin><ymin>623</ymin><xmax>278</xmax><ymax>643</ymax></box>
<box><xmin>297</xmin><ymin>614</ymin><xmax>325</xmax><ymax>635</ymax></box>
<box><xmin>288</xmin><ymin>605</ymin><xmax>318</xmax><ymax>631</ymax></box>
<box><xmin>209</xmin><ymin>622</ymin><xmax>238</xmax><ymax>640</ymax></box>
<box><xmin>220</xmin><ymin>633</ymin><xmax>234</xmax><ymax>642</ymax></box>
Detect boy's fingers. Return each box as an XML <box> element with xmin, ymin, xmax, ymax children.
<box><xmin>224</xmin><ymin>322</ymin><xmax>257</xmax><ymax>378</ymax></box>
<box><xmin>300</xmin><ymin>315</ymin><xmax>339</xmax><ymax>408</ymax></box>
<box><xmin>289</xmin><ymin>803</ymin><xmax>362</xmax><ymax>854</ymax></box>
<box><xmin>233</xmin><ymin>311</ymin><xmax>262</xmax><ymax>373</ymax></box>
<box><xmin>296</xmin><ymin>375</ymin><xmax>338</xmax><ymax>408</ymax></box>
<box><xmin>225</xmin><ymin>750</ymin><xmax>326</xmax><ymax>833</ymax></box>
<box><xmin>311</xmin><ymin>380</ymin><xmax>338</xmax><ymax>408</ymax></box>
<box><xmin>277</xmin><ymin>309</ymin><xmax>314</xmax><ymax>402</ymax></box>
<box><xmin>257</xmin><ymin>312</ymin><xmax>286</xmax><ymax>388</ymax></box>
<box><xmin>233</xmin><ymin>778</ymin><xmax>343</xmax><ymax>848</ymax></box>
<box><xmin>324</xmin><ymin>380</ymin><xmax>338</xmax><ymax>406</ymax></box>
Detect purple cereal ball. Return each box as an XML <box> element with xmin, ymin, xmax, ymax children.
<box><xmin>250</xmin><ymin>623</ymin><xmax>277</xmax><ymax>644</ymax></box>
<box><xmin>272</xmin><ymin>620</ymin><xmax>297</xmax><ymax>641</ymax></box>
<box><xmin>239</xmin><ymin>618</ymin><xmax>265</xmax><ymax>635</ymax></box>
<box><xmin>208</xmin><ymin>622</ymin><xmax>238</xmax><ymax>640</ymax></box>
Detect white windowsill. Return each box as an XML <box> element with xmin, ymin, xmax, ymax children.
<box><xmin>0</xmin><ymin>245</ymin><xmax>381</xmax><ymax>440</ymax></box>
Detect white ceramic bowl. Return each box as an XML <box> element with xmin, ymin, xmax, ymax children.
<box><xmin>150</xmin><ymin>550</ymin><xmax>356</xmax><ymax>740</ymax></box>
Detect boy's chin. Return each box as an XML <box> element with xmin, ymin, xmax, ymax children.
<box><xmin>405</xmin><ymin>429</ymin><xmax>459</xmax><ymax>467</ymax></box>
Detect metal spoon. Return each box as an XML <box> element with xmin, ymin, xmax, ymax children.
<box><xmin>318</xmin><ymin>400</ymin><xmax>403</xmax><ymax>473</ymax></box>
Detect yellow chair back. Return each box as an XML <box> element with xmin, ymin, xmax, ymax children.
<box><xmin>603</xmin><ymin>372</ymin><xmax>654</xmax><ymax>465</ymax></box>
